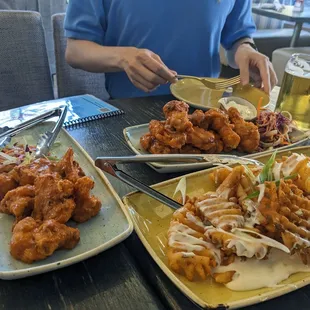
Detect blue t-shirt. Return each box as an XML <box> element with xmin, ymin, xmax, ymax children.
<box><xmin>65</xmin><ymin>0</ymin><xmax>255</xmax><ymax>99</ymax></box>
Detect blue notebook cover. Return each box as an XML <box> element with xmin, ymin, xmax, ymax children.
<box><xmin>0</xmin><ymin>94</ymin><xmax>124</xmax><ymax>129</ymax></box>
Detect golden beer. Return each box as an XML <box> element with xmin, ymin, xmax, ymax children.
<box><xmin>276</xmin><ymin>53</ymin><xmax>310</xmax><ymax>130</ymax></box>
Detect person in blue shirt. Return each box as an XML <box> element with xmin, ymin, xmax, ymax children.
<box><xmin>64</xmin><ymin>0</ymin><xmax>277</xmax><ymax>99</ymax></box>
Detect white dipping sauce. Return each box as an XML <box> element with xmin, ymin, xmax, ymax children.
<box><xmin>214</xmin><ymin>249</ymin><xmax>310</xmax><ymax>291</ymax></box>
<box><xmin>224</xmin><ymin>101</ymin><xmax>255</xmax><ymax>120</ymax></box>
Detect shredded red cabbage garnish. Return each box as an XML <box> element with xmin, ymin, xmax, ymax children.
<box><xmin>256</xmin><ymin>110</ymin><xmax>297</xmax><ymax>150</ymax></box>
<box><xmin>0</xmin><ymin>144</ymin><xmax>36</xmax><ymax>165</ymax></box>
<box><xmin>25</xmin><ymin>144</ymin><xmax>31</xmax><ymax>153</ymax></box>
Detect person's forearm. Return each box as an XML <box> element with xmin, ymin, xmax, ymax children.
<box><xmin>65</xmin><ymin>39</ymin><xmax>130</xmax><ymax>73</ymax></box>
<box><xmin>226</xmin><ymin>37</ymin><xmax>254</xmax><ymax>69</ymax></box>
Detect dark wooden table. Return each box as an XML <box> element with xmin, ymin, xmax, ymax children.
<box><xmin>1</xmin><ymin>95</ymin><xmax>310</xmax><ymax>310</ymax></box>
<box><xmin>252</xmin><ymin>5</ymin><xmax>310</xmax><ymax>47</ymax></box>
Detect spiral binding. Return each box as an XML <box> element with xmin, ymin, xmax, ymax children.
<box><xmin>63</xmin><ymin>109</ymin><xmax>124</xmax><ymax>129</ymax></box>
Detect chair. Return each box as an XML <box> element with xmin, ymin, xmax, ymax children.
<box><xmin>0</xmin><ymin>0</ymin><xmax>38</xmax><ymax>11</ymax></box>
<box><xmin>0</xmin><ymin>10</ymin><xmax>54</xmax><ymax>112</ymax></box>
<box><xmin>252</xmin><ymin>0</ymin><xmax>310</xmax><ymax>60</ymax></box>
<box><xmin>38</xmin><ymin>0</ymin><xmax>68</xmax><ymax>75</ymax></box>
<box><xmin>52</xmin><ymin>13</ymin><xmax>110</xmax><ymax>100</ymax></box>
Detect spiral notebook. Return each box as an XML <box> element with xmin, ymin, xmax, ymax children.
<box><xmin>0</xmin><ymin>94</ymin><xmax>124</xmax><ymax>129</ymax></box>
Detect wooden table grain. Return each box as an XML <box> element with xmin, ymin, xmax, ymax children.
<box><xmin>0</xmin><ymin>244</ymin><xmax>164</xmax><ymax>310</ymax></box>
<box><xmin>2</xmin><ymin>94</ymin><xmax>310</xmax><ymax>310</ymax></box>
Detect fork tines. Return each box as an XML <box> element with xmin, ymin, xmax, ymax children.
<box><xmin>212</xmin><ymin>76</ymin><xmax>241</xmax><ymax>90</ymax></box>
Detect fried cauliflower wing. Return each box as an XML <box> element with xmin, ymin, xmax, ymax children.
<box><xmin>189</xmin><ymin>109</ymin><xmax>209</xmax><ymax>130</ymax></box>
<box><xmin>56</xmin><ymin>148</ymin><xmax>85</xmax><ymax>183</ymax></box>
<box><xmin>140</xmin><ymin>133</ymin><xmax>178</xmax><ymax>154</ymax></box>
<box><xmin>163</xmin><ymin>101</ymin><xmax>193</xmax><ymax>133</ymax></box>
<box><xmin>10</xmin><ymin>217</ymin><xmax>80</xmax><ymax>264</ymax></box>
<box><xmin>72</xmin><ymin>176</ymin><xmax>101</xmax><ymax>223</ymax></box>
<box><xmin>179</xmin><ymin>145</ymin><xmax>202</xmax><ymax>154</ymax></box>
<box><xmin>0</xmin><ymin>173</ymin><xmax>18</xmax><ymax>201</ymax></box>
<box><xmin>10</xmin><ymin>158</ymin><xmax>59</xmax><ymax>186</ymax></box>
<box><xmin>186</xmin><ymin>127</ymin><xmax>224</xmax><ymax>153</ymax></box>
<box><xmin>140</xmin><ymin>133</ymin><xmax>153</xmax><ymax>151</ymax></box>
<box><xmin>149</xmin><ymin>120</ymin><xmax>186</xmax><ymax>149</ymax></box>
<box><xmin>205</xmin><ymin>109</ymin><xmax>240</xmax><ymax>151</ymax></box>
<box><xmin>0</xmin><ymin>185</ymin><xmax>35</xmax><ymax>224</ymax></box>
<box><xmin>228</xmin><ymin>107</ymin><xmax>260</xmax><ymax>153</ymax></box>
<box><xmin>0</xmin><ymin>163</ymin><xmax>17</xmax><ymax>174</ymax></box>
<box><xmin>186</xmin><ymin>126</ymin><xmax>216</xmax><ymax>152</ymax></box>
<box><xmin>32</xmin><ymin>174</ymin><xmax>75</xmax><ymax>224</ymax></box>
<box><xmin>163</xmin><ymin>100</ymin><xmax>189</xmax><ymax>118</ymax></box>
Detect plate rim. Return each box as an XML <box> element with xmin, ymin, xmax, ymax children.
<box><xmin>0</xmin><ymin>127</ymin><xmax>134</xmax><ymax>280</ymax></box>
<box><xmin>170</xmin><ymin>81</ymin><xmax>223</xmax><ymax>111</ymax></box>
<box><xmin>122</xmin><ymin>145</ymin><xmax>310</xmax><ymax>309</ymax></box>
<box><xmin>170</xmin><ymin>79</ymin><xmax>271</xmax><ymax>111</ymax></box>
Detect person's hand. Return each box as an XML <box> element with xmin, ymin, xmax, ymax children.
<box><xmin>120</xmin><ymin>47</ymin><xmax>177</xmax><ymax>93</ymax></box>
<box><xmin>235</xmin><ymin>44</ymin><xmax>278</xmax><ymax>94</ymax></box>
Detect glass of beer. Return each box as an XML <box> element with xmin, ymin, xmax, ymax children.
<box><xmin>276</xmin><ymin>53</ymin><xmax>310</xmax><ymax>130</ymax></box>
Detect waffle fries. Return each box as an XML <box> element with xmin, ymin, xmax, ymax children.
<box><xmin>166</xmin><ymin>152</ymin><xmax>310</xmax><ymax>288</ymax></box>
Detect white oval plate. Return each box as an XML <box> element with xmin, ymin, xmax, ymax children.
<box><xmin>123</xmin><ymin>123</ymin><xmax>310</xmax><ymax>173</ymax></box>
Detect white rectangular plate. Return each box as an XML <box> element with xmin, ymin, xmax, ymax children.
<box><xmin>123</xmin><ymin>123</ymin><xmax>310</xmax><ymax>173</ymax></box>
<box><xmin>0</xmin><ymin>123</ymin><xmax>133</xmax><ymax>279</ymax></box>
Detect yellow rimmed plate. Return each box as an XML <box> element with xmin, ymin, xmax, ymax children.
<box><xmin>170</xmin><ymin>79</ymin><xmax>270</xmax><ymax>110</ymax></box>
<box><xmin>123</xmin><ymin>146</ymin><xmax>310</xmax><ymax>309</ymax></box>
<box><xmin>170</xmin><ymin>78</ymin><xmax>225</xmax><ymax>110</ymax></box>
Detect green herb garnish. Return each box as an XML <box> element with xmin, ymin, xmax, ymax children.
<box><xmin>258</xmin><ymin>151</ymin><xmax>277</xmax><ymax>184</ymax></box>
<box><xmin>245</xmin><ymin>174</ymin><xmax>298</xmax><ymax>200</ymax></box>
<box><xmin>245</xmin><ymin>191</ymin><xmax>260</xmax><ymax>199</ymax></box>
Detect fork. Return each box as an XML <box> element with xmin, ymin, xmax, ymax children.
<box><xmin>176</xmin><ymin>75</ymin><xmax>241</xmax><ymax>90</ymax></box>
